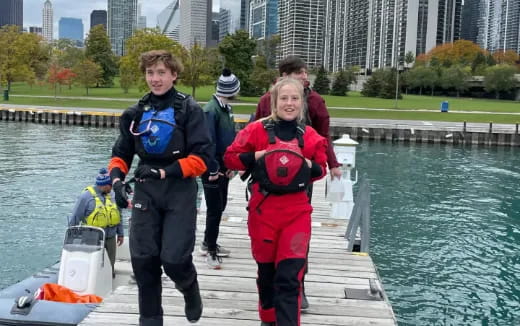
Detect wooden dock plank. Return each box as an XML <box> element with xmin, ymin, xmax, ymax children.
<box><xmin>80</xmin><ymin>176</ymin><xmax>396</xmax><ymax>326</ymax></box>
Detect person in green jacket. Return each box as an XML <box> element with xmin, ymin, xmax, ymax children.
<box><xmin>198</xmin><ymin>68</ymin><xmax>240</xmax><ymax>269</ymax></box>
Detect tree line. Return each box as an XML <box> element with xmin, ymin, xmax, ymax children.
<box><xmin>0</xmin><ymin>25</ymin><xmax>281</xmax><ymax>99</ymax></box>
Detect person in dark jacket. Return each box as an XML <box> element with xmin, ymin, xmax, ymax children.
<box><xmin>224</xmin><ymin>77</ymin><xmax>328</xmax><ymax>326</ymax></box>
<box><xmin>108</xmin><ymin>50</ymin><xmax>212</xmax><ymax>326</ymax></box>
<box><xmin>198</xmin><ymin>68</ymin><xmax>240</xmax><ymax>269</ymax></box>
<box><xmin>254</xmin><ymin>55</ymin><xmax>341</xmax><ymax>309</ymax></box>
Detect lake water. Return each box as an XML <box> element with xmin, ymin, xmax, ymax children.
<box><xmin>0</xmin><ymin>121</ymin><xmax>519</xmax><ymax>325</ymax></box>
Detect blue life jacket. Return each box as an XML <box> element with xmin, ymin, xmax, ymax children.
<box><xmin>131</xmin><ymin>92</ymin><xmax>189</xmax><ymax>164</ymax></box>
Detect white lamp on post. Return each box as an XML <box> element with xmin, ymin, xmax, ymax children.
<box><xmin>327</xmin><ymin>134</ymin><xmax>359</xmax><ymax>219</ymax></box>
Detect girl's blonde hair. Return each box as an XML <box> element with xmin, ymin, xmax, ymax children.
<box><xmin>267</xmin><ymin>77</ymin><xmax>305</xmax><ymax>122</ymax></box>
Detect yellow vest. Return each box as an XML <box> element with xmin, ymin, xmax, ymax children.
<box><xmin>84</xmin><ymin>186</ymin><xmax>121</xmax><ymax>228</ymax></box>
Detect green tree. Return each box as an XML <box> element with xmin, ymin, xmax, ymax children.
<box><xmin>179</xmin><ymin>42</ymin><xmax>213</xmax><ymax>99</ymax></box>
<box><xmin>361</xmin><ymin>68</ymin><xmax>400</xmax><ymax>99</ymax></box>
<box><xmin>73</xmin><ymin>59</ymin><xmax>102</xmax><ymax>96</ymax></box>
<box><xmin>405</xmin><ymin>51</ymin><xmax>415</xmax><ymax>69</ymax></box>
<box><xmin>471</xmin><ymin>51</ymin><xmax>488</xmax><ymax>75</ymax></box>
<box><xmin>85</xmin><ymin>25</ymin><xmax>117</xmax><ymax>87</ymax></box>
<box><xmin>54</xmin><ymin>39</ymin><xmax>84</xmax><ymax>69</ymax></box>
<box><xmin>440</xmin><ymin>65</ymin><xmax>471</xmax><ymax>97</ymax></box>
<box><xmin>313</xmin><ymin>66</ymin><xmax>330</xmax><ymax>95</ymax></box>
<box><xmin>256</xmin><ymin>34</ymin><xmax>280</xmax><ymax>69</ymax></box>
<box><xmin>250</xmin><ymin>55</ymin><xmax>277</xmax><ymax>94</ymax></box>
<box><xmin>483</xmin><ymin>64</ymin><xmax>518</xmax><ymax>99</ymax></box>
<box><xmin>120</xmin><ymin>28</ymin><xmax>182</xmax><ymax>92</ymax></box>
<box><xmin>218</xmin><ymin>30</ymin><xmax>257</xmax><ymax>96</ymax></box>
<box><xmin>0</xmin><ymin>25</ymin><xmax>42</xmax><ymax>91</ymax></box>
<box><xmin>330</xmin><ymin>69</ymin><xmax>350</xmax><ymax>96</ymax></box>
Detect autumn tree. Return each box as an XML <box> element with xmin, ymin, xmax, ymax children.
<box><xmin>483</xmin><ymin>64</ymin><xmax>518</xmax><ymax>99</ymax></box>
<box><xmin>179</xmin><ymin>42</ymin><xmax>213</xmax><ymax>98</ymax></box>
<box><xmin>85</xmin><ymin>25</ymin><xmax>117</xmax><ymax>87</ymax></box>
<box><xmin>73</xmin><ymin>59</ymin><xmax>102</xmax><ymax>96</ymax></box>
<box><xmin>218</xmin><ymin>30</ymin><xmax>257</xmax><ymax>96</ymax></box>
<box><xmin>0</xmin><ymin>25</ymin><xmax>42</xmax><ymax>91</ymax></box>
<box><xmin>312</xmin><ymin>66</ymin><xmax>330</xmax><ymax>95</ymax></box>
<box><xmin>119</xmin><ymin>28</ymin><xmax>182</xmax><ymax>92</ymax></box>
<box><xmin>492</xmin><ymin>50</ymin><xmax>520</xmax><ymax>66</ymax></box>
<box><xmin>424</xmin><ymin>40</ymin><xmax>487</xmax><ymax>68</ymax></box>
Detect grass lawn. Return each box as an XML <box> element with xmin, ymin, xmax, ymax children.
<box><xmin>3</xmin><ymin>82</ymin><xmax>519</xmax><ymax>123</ymax></box>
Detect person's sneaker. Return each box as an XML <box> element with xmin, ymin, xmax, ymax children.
<box><xmin>206</xmin><ymin>251</ymin><xmax>222</xmax><ymax>269</ymax></box>
<box><xmin>199</xmin><ymin>242</ymin><xmax>231</xmax><ymax>257</ymax></box>
<box><xmin>182</xmin><ymin>280</ymin><xmax>203</xmax><ymax>323</ymax></box>
<box><xmin>301</xmin><ymin>291</ymin><xmax>309</xmax><ymax>311</ymax></box>
<box><xmin>260</xmin><ymin>322</ymin><xmax>276</xmax><ymax>326</ymax></box>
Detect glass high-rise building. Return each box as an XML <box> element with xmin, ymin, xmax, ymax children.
<box><xmin>220</xmin><ymin>0</ymin><xmax>241</xmax><ymax>40</ymax></box>
<box><xmin>249</xmin><ymin>0</ymin><xmax>278</xmax><ymax>40</ymax></box>
<box><xmin>179</xmin><ymin>0</ymin><xmax>212</xmax><ymax>48</ymax></box>
<box><xmin>157</xmin><ymin>0</ymin><xmax>180</xmax><ymax>41</ymax></box>
<box><xmin>59</xmin><ymin>17</ymin><xmax>83</xmax><ymax>44</ymax></box>
<box><xmin>278</xmin><ymin>0</ymin><xmax>325</xmax><ymax>68</ymax></box>
<box><xmin>323</xmin><ymin>0</ymin><xmax>462</xmax><ymax>73</ymax></box>
<box><xmin>108</xmin><ymin>0</ymin><xmax>137</xmax><ymax>55</ymax></box>
<box><xmin>42</xmin><ymin>0</ymin><xmax>53</xmax><ymax>41</ymax></box>
<box><xmin>0</xmin><ymin>0</ymin><xmax>23</xmax><ymax>29</ymax></box>
<box><xmin>90</xmin><ymin>10</ymin><xmax>107</xmax><ymax>31</ymax></box>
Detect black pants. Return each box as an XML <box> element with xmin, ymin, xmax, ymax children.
<box><xmin>201</xmin><ymin>174</ymin><xmax>230</xmax><ymax>252</ymax></box>
<box><xmin>129</xmin><ymin>177</ymin><xmax>198</xmax><ymax>325</ymax></box>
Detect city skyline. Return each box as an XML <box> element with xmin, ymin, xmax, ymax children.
<box><xmin>22</xmin><ymin>0</ymin><xmax>224</xmax><ymax>37</ymax></box>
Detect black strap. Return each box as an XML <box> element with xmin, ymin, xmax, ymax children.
<box><xmin>132</xmin><ymin>91</ymin><xmax>188</xmax><ymax>129</ymax></box>
<box><xmin>262</xmin><ymin>119</ymin><xmax>276</xmax><ymax>144</ymax></box>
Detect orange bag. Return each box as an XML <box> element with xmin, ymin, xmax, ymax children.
<box><xmin>38</xmin><ymin>283</ymin><xmax>103</xmax><ymax>304</ymax></box>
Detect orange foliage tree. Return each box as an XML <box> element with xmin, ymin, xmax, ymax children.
<box><xmin>492</xmin><ymin>50</ymin><xmax>520</xmax><ymax>66</ymax></box>
<box><xmin>424</xmin><ymin>40</ymin><xmax>488</xmax><ymax>67</ymax></box>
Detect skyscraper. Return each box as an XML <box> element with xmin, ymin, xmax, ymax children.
<box><xmin>42</xmin><ymin>0</ymin><xmax>52</xmax><ymax>41</ymax></box>
<box><xmin>179</xmin><ymin>0</ymin><xmax>212</xmax><ymax>48</ymax></box>
<box><xmin>59</xmin><ymin>17</ymin><xmax>83</xmax><ymax>44</ymax></box>
<box><xmin>323</xmin><ymin>0</ymin><xmax>463</xmax><ymax>73</ymax></box>
<box><xmin>0</xmin><ymin>0</ymin><xmax>23</xmax><ymax>29</ymax></box>
<box><xmin>90</xmin><ymin>10</ymin><xmax>107</xmax><ymax>31</ymax></box>
<box><xmin>137</xmin><ymin>3</ymin><xmax>147</xmax><ymax>29</ymax></box>
<box><xmin>278</xmin><ymin>0</ymin><xmax>325</xmax><ymax>68</ymax></box>
<box><xmin>29</xmin><ymin>26</ymin><xmax>42</xmax><ymax>36</ymax></box>
<box><xmin>469</xmin><ymin>0</ymin><xmax>520</xmax><ymax>52</ymax></box>
<box><xmin>248</xmin><ymin>0</ymin><xmax>278</xmax><ymax>40</ymax></box>
<box><xmin>460</xmin><ymin>0</ymin><xmax>481</xmax><ymax>44</ymax></box>
<box><xmin>108</xmin><ymin>0</ymin><xmax>137</xmax><ymax>55</ymax></box>
<box><xmin>157</xmin><ymin>0</ymin><xmax>180</xmax><ymax>41</ymax></box>
<box><xmin>220</xmin><ymin>0</ymin><xmax>241</xmax><ymax>38</ymax></box>
<box><xmin>219</xmin><ymin>8</ymin><xmax>231</xmax><ymax>41</ymax></box>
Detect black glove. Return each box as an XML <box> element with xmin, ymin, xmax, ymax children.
<box><xmin>113</xmin><ymin>180</ymin><xmax>132</xmax><ymax>208</ymax></box>
<box><xmin>135</xmin><ymin>165</ymin><xmax>161</xmax><ymax>179</ymax></box>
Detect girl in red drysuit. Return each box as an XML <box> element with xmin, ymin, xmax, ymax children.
<box><xmin>224</xmin><ymin>78</ymin><xmax>327</xmax><ymax>326</ymax></box>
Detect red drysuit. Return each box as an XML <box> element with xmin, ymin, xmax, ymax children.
<box><xmin>224</xmin><ymin>120</ymin><xmax>327</xmax><ymax>326</ymax></box>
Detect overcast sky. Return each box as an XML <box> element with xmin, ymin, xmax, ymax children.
<box><xmin>22</xmin><ymin>0</ymin><xmax>235</xmax><ymax>38</ymax></box>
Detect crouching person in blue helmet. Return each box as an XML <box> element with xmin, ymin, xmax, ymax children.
<box><xmin>68</xmin><ymin>167</ymin><xmax>124</xmax><ymax>278</ymax></box>
<box><xmin>108</xmin><ymin>50</ymin><xmax>212</xmax><ymax>326</ymax></box>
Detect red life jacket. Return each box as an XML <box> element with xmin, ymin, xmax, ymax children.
<box><xmin>253</xmin><ymin>119</ymin><xmax>311</xmax><ymax>195</ymax></box>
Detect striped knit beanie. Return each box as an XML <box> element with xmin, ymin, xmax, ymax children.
<box><xmin>216</xmin><ymin>68</ymin><xmax>240</xmax><ymax>98</ymax></box>
<box><xmin>95</xmin><ymin>168</ymin><xmax>111</xmax><ymax>186</ymax></box>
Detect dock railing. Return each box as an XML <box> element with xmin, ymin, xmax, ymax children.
<box><xmin>344</xmin><ymin>175</ymin><xmax>371</xmax><ymax>253</ymax></box>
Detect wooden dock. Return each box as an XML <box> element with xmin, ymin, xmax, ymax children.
<box><xmin>78</xmin><ymin>175</ymin><xmax>397</xmax><ymax>326</ymax></box>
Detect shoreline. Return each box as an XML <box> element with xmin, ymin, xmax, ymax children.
<box><xmin>1</xmin><ymin>106</ymin><xmax>519</xmax><ymax>147</ymax></box>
